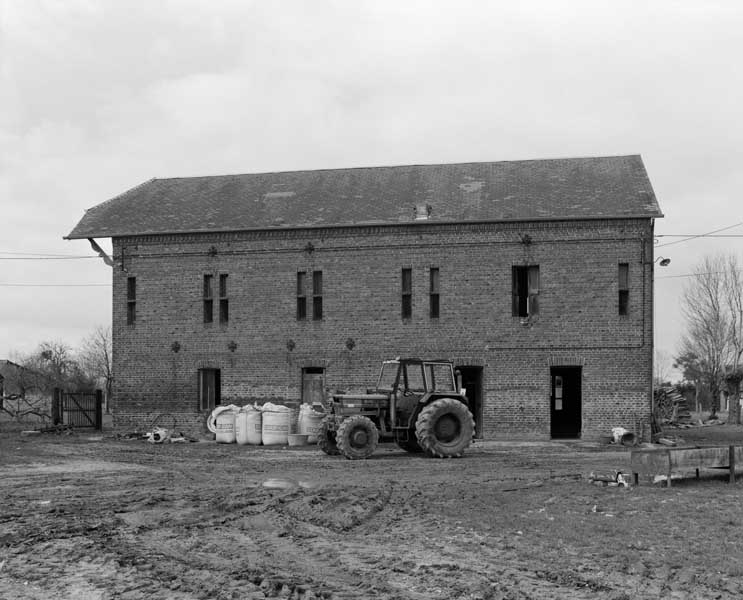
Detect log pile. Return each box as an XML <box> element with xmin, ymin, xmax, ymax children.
<box><xmin>653</xmin><ymin>386</ymin><xmax>692</xmax><ymax>425</ymax></box>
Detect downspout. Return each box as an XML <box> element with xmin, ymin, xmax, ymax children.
<box><xmin>648</xmin><ymin>220</ymin><xmax>655</xmax><ymax>437</ymax></box>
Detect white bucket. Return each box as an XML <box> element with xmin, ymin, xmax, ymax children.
<box><xmin>215</xmin><ymin>410</ymin><xmax>237</xmax><ymax>444</ymax></box>
<box><xmin>235</xmin><ymin>407</ymin><xmax>262</xmax><ymax>445</ymax></box>
<box><xmin>298</xmin><ymin>405</ymin><xmax>325</xmax><ymax>444</ymax></box>
<box><xmin>262</xmin><ymin>410</ymin><xmax>290</xmax><ymax>445</ymax></box>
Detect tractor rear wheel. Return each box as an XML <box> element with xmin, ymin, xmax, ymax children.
<box><xmin>415</xmin><ymin>398</ymin><xmax>475</xmax><ymax>458</ymax></box>
<box><xmin>336</xmin><ymin>415</ymin><xmax>379</xmax><ymax>460</ymax></box>
<box><xmin>318</xmin><ymin>416</ymin><xmax>340</xmax><ymax>455</ymax></box>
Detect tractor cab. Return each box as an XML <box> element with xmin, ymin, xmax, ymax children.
<box><xmin>376</xmin><ymin>358</ymin><xmax>462</xmax><ymax>430</ymax></box>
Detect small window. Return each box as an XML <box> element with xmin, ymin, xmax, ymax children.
<box><xmin>312</xmin><ymin>270</ymin><xmax>323</xmax><ymax>320</ymax></box>
<box><xmin>512</xmin><ymin>265</ymin><xmax>539</xmax><ymax>317</ymax></box>
<box><xmin>429</xmin><ymin>268</ymin><xmax>440</xmax><ymax>319</ymax></box>
<box><xmin>198</xmin><ymin>368</ymin><xmax>221</xmax><ymax>411</ymax></box>
<box><xmin>203</xmin><ymin>275</ymin><xmax>214</xmax><ymax>323</ymax></box>
<box><xmin>297</xmin><ymin>272</ymin><xmax>307</xmax><ymax>320</ymax></box>
<box><xmin>401</xmin><ymin>268</ymin><xmax>412</xmax><ymax>319</ymax></box>
<box><xmin>554</xmin><ymin>375</ymin><xmax>563</xmax><ymax>410</ymax></box>
<box><xmin>618</xmin><ymin>263</ymin><xmax>629</xmax><ymax>316</ymax></box>
<box><xmin>126</xmin><ymin>276</ymin><xmax>136</xmax><ymax>325</ymax></box>
<box><xmin>219</xmin><ymin>274</ymin><xmax>229</xmax><ymax>324</ymax></box>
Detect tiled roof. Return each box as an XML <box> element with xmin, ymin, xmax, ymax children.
<box><xmin>66</xmin><ymin>155</ymin><xmax>662</xmax><ymax>239</ymax></box>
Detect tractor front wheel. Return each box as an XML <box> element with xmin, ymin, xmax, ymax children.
<box><xmin>318</xmin><ymin>416</ymin><xmax>340</xmax><ymax>455</ymax></box>
<box><xmin>336</xmin><ymin>415</ymin><xmax>379</xmax><ymax>460</ymax></box>
<box><xmin>415</xmin><ymin>398</ymin><xmax>475</xmax><ymax>458</ymax></box>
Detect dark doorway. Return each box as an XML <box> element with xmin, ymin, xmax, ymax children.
<box><xmin>457</xmin><ymin>366</ymin><xmax>483</xmax><ymax>438</ymax></box>
<box><xmin>198</xmin><ymin>368</ymin><xmax>221</xmax><ymax>411</ymax></box>
<box><xmin>550</xmin><ymin>367</ymin><xmax>582</xmax><ymax>438</ymax></box>
<box><xmin>302</xmin><ymin>367</ymin><xmax>326</xmax><ymax>409</ymax></box>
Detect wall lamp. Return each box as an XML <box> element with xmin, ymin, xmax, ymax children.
<box><xmin>655</xmin><ymin>256</ymin><xmax>671</xmax><ymax>267</ymax></box>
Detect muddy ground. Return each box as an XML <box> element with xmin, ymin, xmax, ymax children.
<box><xmin>2</xmin><ymin>424</ymin><xmax>743</xmax><ymax>600</ymax></box>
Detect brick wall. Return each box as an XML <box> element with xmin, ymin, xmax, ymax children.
<box><xmin>110</xmin><ymin>218</ymin><xmax>655</xmax><ymax>439</ymax></box>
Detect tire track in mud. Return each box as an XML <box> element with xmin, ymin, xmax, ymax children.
<box><xmin>4</xmin><ymin>438</ymin><xmax>743</xmax><ymax>599</ymax></box>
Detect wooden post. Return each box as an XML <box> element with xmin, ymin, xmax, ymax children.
<box><xmin>667</xmin><ymin>457</ymin><xmax>672</xmax><ymax>488</ymax></box>
<box><xmin>730</xmin><ymin>445</ymin><xmax>736</xmax><ymax>484</ymax></box>
<box><xmin>52</xmin><ymin>388</ymin><xmax>61</xmax><ymax>425</ymax></box>
<box><xmin>95</xmin><ymin>389</ymin><xmax>103</xmax><ymax>431</ymax></box>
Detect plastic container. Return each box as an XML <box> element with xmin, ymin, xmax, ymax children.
<box><xmin>235</xmin><ymin>407</ymin><xmax>262</xmax><ymax>445</ymax></box>
<box><xmin>298</xmin><ymin>404</ymin><xmax>325</xmax><ymax>444</ymax></box>
<box><xmin>262</xmin><ymin>409</ymin><xmax>291</xmax><ymax>445</ymax></box>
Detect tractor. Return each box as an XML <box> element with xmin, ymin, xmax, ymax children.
<box><xmin>318</xmin><ymin>357</ymin><xmax>475</xmax><ymax>459</ymax></box>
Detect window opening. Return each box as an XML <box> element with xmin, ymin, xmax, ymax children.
<box><xmin>618</xmin><ymin>263</ymin><xmax>629</xmax><ymax>316</ymax></box>
<box><xmin>203</xmin><ymin>274</ymin><xmax>214</xmax><ymax>323</ymax></box>
<box><xmin>297</xmin><ymin>272</ymin><xmax>307</xmax><ymax>320</ymax></box>
<box><xmin>401</xmin><ymin>268</ymin><xmax>412</xmax><ymax>319</ymax></box>
<box><xmin>126</xmin><ymin>276</ymin><xmax>136</xmax><ymax>325</ymax></box>
<box><xmin>219</xmin><ymin>274</ymin><xmax>229</xmax><ymax>324</ymax></box>
<box><xmin>429</xmin><ymin>267</ymin><xmax>440</xmax><ymax>318</ymax></box>
<box><xmin>312</xmin><ymin>270</ymin><xmax>323</xmax><ymax>320</ymax></box>
<box><xmin>512</xmin><ymin>265</ymin><xmax>539</xmax><ymax>317</ymax></box>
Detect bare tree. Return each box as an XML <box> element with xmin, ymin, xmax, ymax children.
<box><xmin>78</xmin><ymin>325</ymin><xmax>113</xmax><ymax>410</ymax></box>
<box><xmin>723</xmin><ymin>254</ymin><xmax>743</xmax><ymax>424</ymax></box>
<box><xmin>20</xmin><ymin>341</ymin><xmax>94</xmax><ymax>393</ymax></box>
<box><xmin>0</xmin><ymin>360</ymin><xmax>52</xmax><ymax>422</ymax></box>
<box><xmin>679</xmin><ymin>255</ymin><xmax>731</xmax><ymax>419</ymax></box>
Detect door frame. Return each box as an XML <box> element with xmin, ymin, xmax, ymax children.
<box><xmin>456</xmin><ymin>365</ymin><xmax>483</xmax><ymax>439</ymax></box>
<box><xmin>550</xmin><ymin>366</ymin><xmax>582</xmax><ymax>439</ymax></box>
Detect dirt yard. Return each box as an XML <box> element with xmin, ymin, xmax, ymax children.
<box><xmin>2</xmin><ymin>424</ymin><xmax>743</xmax><ymax>600</ymax></box>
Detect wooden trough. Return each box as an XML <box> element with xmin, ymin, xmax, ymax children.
<box><xmin>631</xmin><ymin>445</ymin><xmax>743</xmax><ymax>487</ymax></box>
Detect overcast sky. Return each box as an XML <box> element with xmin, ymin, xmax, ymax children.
<box><xmin>1</xmin><ymin>0</ymin><xmax>742</xmax><ymax>376</ymax></box>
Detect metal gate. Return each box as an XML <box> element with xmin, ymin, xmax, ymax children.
<box><xmin>54</xmin><ymin>389</ymin><xmax>103</xmax><ymax>429</ymax></box>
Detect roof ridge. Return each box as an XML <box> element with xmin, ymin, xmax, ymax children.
<box><xmin>150</xmin><ymin>154</ymin><xmax>642</xmax><ymax>182</ymax></box>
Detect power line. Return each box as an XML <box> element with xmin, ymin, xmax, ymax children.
<box><xmin>656</xmin><ymin>234</ymin><xmax>743</xmax><ymax>238</ymax></box>
<box><xmin>656</xmin><ymin>268</ymin><xmax>743</xmax><ymax>280</ymax></box>
<box><xmin>655</xmin><ymin>221</ymin><xmax>743</xmax><ymax>248</ymax></box>
<box><xmin>0</xmin><ymin>283</ymin><xmax>110</xmax><ymax>287</ymax></box>
<box><xmin>0</xmin><ymin>251</ymin><xmax>93</xmax><ymax>257</ymax></box>
<box><xmin>0</xmin><ymin>255</ymin><xmax>97</xmax><ymax>260</ymax></box>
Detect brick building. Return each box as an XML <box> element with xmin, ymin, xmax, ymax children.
<box><xmin>66</xmin><ymin>155</ymin><xmax>663</xmax><ymax>440</ymax></box>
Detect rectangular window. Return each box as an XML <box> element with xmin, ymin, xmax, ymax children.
<box><xmin>219</xmin><ymin>274</ymin><xmax>229</xmax><ymax>324</ymax></box>
<box><xmin>512</xmin><ymin>265</ymin><xmax>539</xmax><ymax>317</ymax></box>
<box><xmin>312</xmin><ymin>270</ymin><xmax>323</xmax><ymax>320</ymax></box>
<box><xmin>126</xmin><ymin>276</ymin><xmax>136</xmax><ymax>325</ymax></box>
<box><xmin>198</xmin><ymin>368</ymin><xmax>221</xmax><ymax>411</ymax></box>
<box><xmin>297</xmin><ymin>271</ymin><xmax>307</xmax><ymax>320</ymax></box>
<box><xmin>403</xmin><ymin>362</ymin><xmax>426</xmax><ymax>392</ymax></box>
<box><xmin>618</xmin><ymin>263</ymin><xmax>629</xmax><ymax>316</ymax></box>
<box><xmin>203</xmin><ymin>274</ymin><xmax>214</xmax><ymax>323</ymax></box>
<box><xmin>425</xmin><ymin>363</ymin><xmax>456</xmax><ymax>391</ymax></box>
<box><xmin>429</xmin><ymin>268</ymin><xmax>440</xmax><ymax>318</ymax></box>
<box><xmin>401</xmin><ymin>268</ymin><xmax>412</xmax><ymax>319</ymax></box>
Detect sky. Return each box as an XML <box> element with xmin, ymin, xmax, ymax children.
<box><xmin>1</xmin><ymin>0</ymin><xmax>742</xmax><ymax>377</ymax></box>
